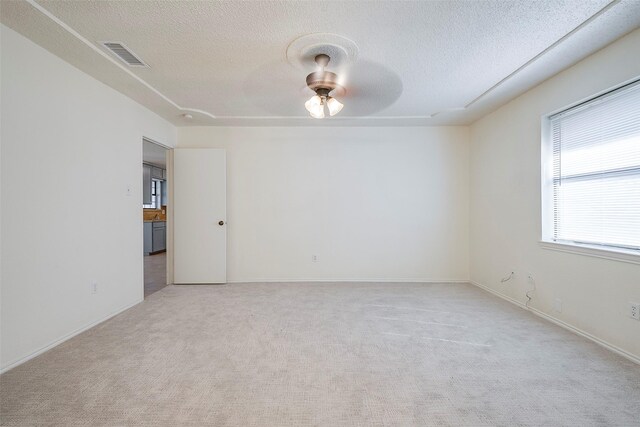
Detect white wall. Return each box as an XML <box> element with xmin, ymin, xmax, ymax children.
<box><xmin>178</xmin><ymin>126</ymin><xmax>469</xmax><ymax>283</ymax></box>
<box><xmin>469</xmin><ymin>28</ymin><xmax>640</xmax><ymax>360</ymax></box>
<box><xmin>0</xmin><ymin>25</ymin><xmax>176</xmax><ymax>371</ymax></box>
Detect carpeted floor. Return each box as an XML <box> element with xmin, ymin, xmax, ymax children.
<box><xmin>1</xmin><ymin>282</ymin><xmax>639</xmax><ymax>426</ymax></box>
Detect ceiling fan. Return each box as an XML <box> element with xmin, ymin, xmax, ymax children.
<box><xmin>304</xmin><ymin>54</ymin><xmax>344</xmax><ymax>119</ymax></box>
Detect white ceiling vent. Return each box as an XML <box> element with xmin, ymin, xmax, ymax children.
<box><xmin>101</xmin><ymin>42</ymin><xmax>148</xmax><ymax>67</ymax></box>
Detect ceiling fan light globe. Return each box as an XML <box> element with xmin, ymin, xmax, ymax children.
<box><xmin>327</xmin><ymin>97</ymin><xmax>344</xmax><ymax>116</ymax></box>
<box><xmin>304</xmin><ymin>95</ymin><xmax>322</xmax><ymax>113</ymax></box>
<box><xmin>309</xmin><ymin>105</ymin><xmax>325</xmax><ymax>119</ymax></box>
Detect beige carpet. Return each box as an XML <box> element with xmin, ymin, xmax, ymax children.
<box><xmin>1</xmin><ymin>282</ymin><xmax>639</xmax><ymax>426</ymax></box>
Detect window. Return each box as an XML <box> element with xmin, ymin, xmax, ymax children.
<box><xmin>543</xmin><ymin>79</ymin><xmax>640</xmax><ymax>255</ymax></box>
<box><xmin>143</xmin><ymin>179</ymin><xmax>162</xmax><ymax>209</ymax></box>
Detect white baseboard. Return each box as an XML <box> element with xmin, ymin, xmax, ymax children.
<box><xmin>225</xmin><ymin>278</ymin><xmax>470</xmax><ymax>284</ymax></box>
<box><xmin>470</xmin><ymin>280</ymin><xmax>640</xmax><ymax>366</ymax></box>
<box><xmin>0</xmin><ymin>299</ymin><xmax>143</xmax><ymax>374</ymax></box>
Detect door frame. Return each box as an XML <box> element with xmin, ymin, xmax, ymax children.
<box><xmin>142</xmin><ymin>137</ymin><xmax>174</xmax><ymax>290</ymax></box>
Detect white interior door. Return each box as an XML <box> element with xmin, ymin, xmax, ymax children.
<box><xmin>173</xmin><ymin>149</ymin><xmax>226</xmax><ymax>283</ymax></box>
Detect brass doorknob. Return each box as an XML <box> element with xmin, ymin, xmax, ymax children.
<box><xmin>218</xmin><ymin>220</ymin><xmax>225</xmax><ymax>226</ymax></box>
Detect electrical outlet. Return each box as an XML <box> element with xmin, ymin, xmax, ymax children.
<box><xmin>527</xmin><ymin>273</ymin><xmax>535</xmax><ymax>284</ymax></box>
<box><xmin>126</xmin><ymin>185</ymin><xmax>132</xmax><ymax>197</ymax></box>
<box><xmin>554</xmin><ymin>298</ymin><xmax>562</xmax><ymax>313</ymax></box>
<box><xmin>91</xmin><ymin>281</ymin><xmax>98</xmax><ymax>295</ymax></box>
<box><xmin>312</xmin><ymin>255</ymin><xmax>318</xmax><ymax>263</ymax></box>
<box><xmin>630</xmin><ymin>303</ymin><xmax>640</xmax><ymax>320</ymax></box>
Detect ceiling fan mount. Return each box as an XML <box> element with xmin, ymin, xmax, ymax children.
<box><xmin>305</xmin><ymin>55</ymin><xmax>339</xmax><ymax>91</ymax></box>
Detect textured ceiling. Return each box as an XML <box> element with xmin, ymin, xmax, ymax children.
<box><xmin>2</xmin><ymin>0</ymin><xmax>640</xmax><ymax>126</ymax></box>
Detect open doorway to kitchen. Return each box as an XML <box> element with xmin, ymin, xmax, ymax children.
<box><xmin>143</xmin><ymin>138</ymin><xmax>170</xmax><ymax>297</ymax></box>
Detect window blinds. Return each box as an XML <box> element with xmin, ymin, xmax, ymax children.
<box><xmin>550</xmin><ymin>80</ymin><xmax>640</xmax><ymax>251</ymax></box>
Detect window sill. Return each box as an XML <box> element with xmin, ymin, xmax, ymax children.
<box><xmin>539</xmin><ymin>240</ymin><xmax>640</xmax><ymax>265</ymax></box>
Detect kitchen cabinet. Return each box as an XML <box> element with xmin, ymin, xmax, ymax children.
<box><xmin>143</xmin><ymin>222</ymin><xmax>153</xmax><ymax>254</ymax></box>
<box><xmin>151</xmin><ymin>166</ymin><xmax>163</xmax><ymax>180</ymax></box>
<box><xmin>152</xmin><ymin>221</ymin><xmax>166</xmax><ymax>252</ymax></box>
<box><xmin>161</xmin><ymin>179</ymin><xmax>168</xmax><ymax>206</ymax></box>
<box><xmin>144</xmin><ymin>221</ymin><xmax>166</xmax><ymax>254</ymax></box>
<box><xmin>143</xmin><ymin>165</ymin><xmax>152</xmax><ymax>205</ymax></box>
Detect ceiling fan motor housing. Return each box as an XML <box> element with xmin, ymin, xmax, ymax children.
<box><xmin>306</xmin><ymin>54</ymin><xmax>344</xmax><ymax>96</ymax></box>
<box><xmin>306</xmin><ymin>70</ymin><xmax>340</xmax><ymax>95</ymax></box>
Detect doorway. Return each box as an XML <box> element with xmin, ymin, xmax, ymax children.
<box><xmin>143</xmin><ymin>138</ymin><xmax>170</xmax><ymax>297</ymax></box>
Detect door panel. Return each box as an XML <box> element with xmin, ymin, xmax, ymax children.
<box><xmin>173</xmin><ymin>149</ymin><xmax>226</xmax><ymax>283</ymax></box>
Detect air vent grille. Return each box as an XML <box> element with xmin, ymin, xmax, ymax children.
<box><xmin>102</xmin><ymin>42</ymin><xmax>148</xmax><ymax>67</ymax></box>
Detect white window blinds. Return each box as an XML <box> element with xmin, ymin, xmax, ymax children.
<box><xmin>550</xmin><ymin>80</ymin><xmax>640</xmax><ymax>251</ymax></box>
